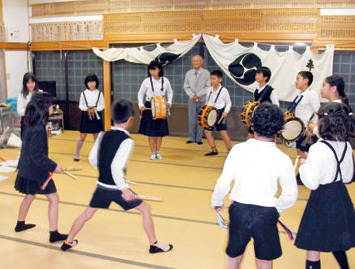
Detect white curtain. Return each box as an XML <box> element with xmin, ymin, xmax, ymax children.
<box><xmin>203</xmin><ymin>34</ymin><xmax>334</xmax><ymax>102</ymax></box>
<box><xmin>93</xmin><ymin>33</ymin><xmax>201</xmax><ymax>64</ymax></box>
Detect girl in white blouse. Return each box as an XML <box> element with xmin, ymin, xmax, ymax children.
<box><xmin>138</xmin><ymin>61</ymin><xmax>173</xmax><ymax>160</ymax></box>
<box><xmin>74</xmin><ymin>73</ymin><xmax>105</xmax><ymax>161</ymax></box>
<box><xmin>295</xmin><ymin>102</ymin><xmax>355</xmax><ymax>269</ymax></box>
<box><xmin>17</xmin><ymin>72</ymin><xmax>41</xmax><ymax>138</ymax></box>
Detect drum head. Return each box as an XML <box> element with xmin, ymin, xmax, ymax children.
<box><xmin>281</xmin><ymin>119</ymin><xmax>304</xmax><ymax>142</ymax></box>
<box><xmin>207</xmin><ymin>109</ymin><xmax>217</xmax><ymax>127</ymax></box>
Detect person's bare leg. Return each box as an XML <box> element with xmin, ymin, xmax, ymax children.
<box><xmin>15</xmin><ymin>194</ymin><xmax>36</xmax><ymax>232</ymax></box>
<box><xmin>46</xmin><ymin>192</ymin><xmax>60</xmax><ymax>231</ymax></box>
<box><xmin>66</xmin><ymin>207</ymin><xmax>97</xmax><ymax>242</ymax></box>
<box><xmin>135</xmin><ymin>202</ymin><xmax>156</xmax><ymax>243</ymax></box>
<box><xmin>18</xmin><ymin>194</ymin><xmax>36</xmax><ymax>221</ymax></box>
<box><xmin>148</xmin><ymin>136</ymin><xmax>156</xmax><ymax>152</ymax></box>
<box><xmin>255</xmin><ymin>258</ymin><xmax>273</xmax><ymax>269</ymax></box>
<box><xmin>205</xmin><ymin>130</ymin><xmax>215</xmax><ymax>148</ymax></box>
<box><xmin>156</xmin><ymin>137</ymin><xmax>163</xmax><ymax>152</ymax></box>
<box><xmin>227</xmin><ymin>255</ymin><xmax>243</xmax><ymax>269</ymax></box>
<box><xmin>135</xmin><ymin>202</ymin><xmax>172</xmax><ymax>253</ymax></box>
<box><xmin>220</xmin><ymin>130</ymin><xmax>232</xmax><ymax>151</ymax></box>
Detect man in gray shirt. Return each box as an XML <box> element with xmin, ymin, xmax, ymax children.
<box><xmin>184</xmin><ymin>55</ymin><xmax>210</xmax><ymax>144</ymax></box>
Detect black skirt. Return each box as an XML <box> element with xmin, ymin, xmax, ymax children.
<box><xmin>139</xmin><ymin>101</ymin><xmax>169</xmax><ymax>137</ymax></box>
<box><xmin>295</xmin><ymin>181</ymin><xmax>355</xmax><ymax>252</ymax></box>
<box><xmin>15</xmin><ymin>175</ymin><xmax>57</xmax><ymax>195</ymax></box>
<box><xmin>79</xmin><ymin>111</ymin><xmax>104</xmax><ymax>134</ymax></box>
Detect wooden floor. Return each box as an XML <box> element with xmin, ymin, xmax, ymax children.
<box><xmin>0</xmin><ymin>131</ymin><xmax>354</xmax><ymax>269</ymax></box>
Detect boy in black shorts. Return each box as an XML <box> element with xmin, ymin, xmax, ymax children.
<box><xmin>61</xmin><ymin>99</ymin><xmax>173</xmax><ymax>254</ymax></box>
<box><xmin>204</xmin><ymin>70</ymin><xmax>232</xmax><ymax>156</ymax></box>
<box><xmin>211</xmin><ymin>103</ymin><xmax>297</xmax><ymax>268</ymax></box>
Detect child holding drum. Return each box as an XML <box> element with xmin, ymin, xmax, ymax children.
<box><xmin>138</xmin><ymin>60</ymin><xmax>173</xmax><ymax>160</ymax></box>
<box><xmin>204</xmin><ymin>70</ymin><xmax>232</xmax><ymax>156</ymax></box>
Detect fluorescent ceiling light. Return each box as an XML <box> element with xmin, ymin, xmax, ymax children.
<box><xmin>320</xmin><ymin>8</ymin><xmax>355</xmax><ymax>16</ymax></box>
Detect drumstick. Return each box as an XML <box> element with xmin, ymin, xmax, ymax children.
<box><xmin>63</xmin><ymin>170</ymin><xmax>77</xmax><ymax>180</ymax></box>
<box><xmin>94</xmin><ymin>109</ymin><xmax>101</xmax><ymax>120</ymax></box>
<box><xmin>0</xmin><ymin>126</ymin><xmax>10</xmax><ymax>142</ymax></box>
<box><xmin>0</xmin><ymin>156</ymin><xmax>6</xmax><ymax>162</ymax></box>
<box><xmin>65</xmin><ymin>167</ymin><xmax>83</xmax><ymax>171</ymax></box>
<box><xmin>218</xmin><ymin>115</ymin><xmax>225</xmax><ymax>124</ymax></box>
<box><xmin>41</xmin><ymin>172</ymin><xmax>54</xmax><ymax>190</ymax></box>
<box><xmin>126</xmin><ymin>179</ymin><xmax>137</xmax><ymax>185</ymax></box>
<box><xmin>136</xmin><ymin>195</ymin><xmax>162</xmax><ymax>201</ymax></box>
<box><xmin>294</xmin><ymin>155</ymin><xmax>300</xmax><ymax>170</ymax></box>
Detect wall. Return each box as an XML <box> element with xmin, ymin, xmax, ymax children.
<box><xmin>2</xmin><ymin>0</ymin><xmax>30</xmax><ymax>98</ymax></box>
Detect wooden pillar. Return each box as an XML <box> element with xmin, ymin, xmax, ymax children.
<box><xmin>103</xmin><ymin>60</ymin><xmax>111</xmax><ymax>130</ymax></box>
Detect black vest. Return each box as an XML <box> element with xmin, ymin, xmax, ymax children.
<box><xmin>98</xmin><ymin>129</ymin><xmax>130</xmax><ymax>186</ymax></box>
<box><xmin>254</xmin><ymin>85</ymin><xmax>274</xmax><ymax>103</ymax></box>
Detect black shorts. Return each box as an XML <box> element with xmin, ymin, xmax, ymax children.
<box><xmin>204</xmin><ymin>109</ymin><xmax>227</xmax><ymax>131</ymax></box>
<box><xmin>89</xmin><ymin>185</ymin><xmax>142</xmax><ymax>210</ymax></box>
<box><xmin>226</xmin><ymin>202</ymin><xmax>281</xmax><ymax>261</ymax></box>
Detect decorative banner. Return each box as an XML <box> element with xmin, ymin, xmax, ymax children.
<box><xmin>203</xmin><ymin>34</ymin><xmax>334</xmax><ymax>102</ymax></box>
<box><xmin>93</xmin><ymin>33</ymin><xmax>201</xmax><ymax>65</ymax></box>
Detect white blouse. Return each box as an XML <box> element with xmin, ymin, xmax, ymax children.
<box><xmin>205</xmin><ymin>86</ymin><xmax>232</xmax><ymax>113</ymax></box>
<box><xmin>138</xmin><ymin>77</ymin><xmax>173</xmax><ymax>108</ymax></box>
<box><xmin>79</xmin><ymin>89</ymin><xmax>105</xmax><ymax>112</ymax></box>
<box><xmin>17</xmin><ymin>90</ymin><xmax>42</xmax><ymax>117</ymax></box>
<box><xmin>299</xmin><ymin>139</ymin><xmax>354</xmax><ymax>190</ymax></box>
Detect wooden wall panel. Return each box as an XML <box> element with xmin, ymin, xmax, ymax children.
<box><xmin>103</xmin><ymin>9</ymin><xmax>319</xmax><ymax>41</ymax></box>
<box><xmin>318</xmin><ymin>16</ymin><xmax>355</xmax><ymax>40</ymax></box>
<box><xmin>30</xmin><ymin>0</ymin><xmax>355</xmax><ymax>17</ymax></box>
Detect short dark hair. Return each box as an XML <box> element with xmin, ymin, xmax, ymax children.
<box><xmin>84</xmin><ymin>73</ymin><xmax>100</xmax><ymax>89</ymax></box>
<box><xmin>251</xmin><ymin>103</ymin><xmax>284</xmax><ymax>138</ymax></box>
<box><xmin>147</xmin><ymin>60</ymin><xmax>164</xmax><ymax>77</ymax></box>
<box><xmin>298</xmin><ymin>71</ymin><xmax>313</xmax><ymax>86</ymax></box>
<box><xmin>318</xmin><ymin>102</ymin><xmax>354</xmax><ymax>142</ymax></box>
<box><xmin>21</xmin><ymin>72</ymin><xmax>39</xmax><ymax>98</ymax></box>
<box><xmin>210</xmin><ymin>70</ymin><xmax>223</xmax><ymax>79</ymax></box>
<box><xmin>111</xmin><ymin>99</ymin><xmax>135</xmax><ymax>124</ymax></box>
<box><xmin>24</xmin><ymin>92</ymin><xmax>52</xmax><ymax>127</ymax></box>
<box><xmin>256</xmin><ymin>66</ymin><xmax>272</xmax><ymax>82</ymax></box>
<box><xmin>324</xmin><ymin>75</ymin><xmax>349</xmax><ymax>106</ymax></box>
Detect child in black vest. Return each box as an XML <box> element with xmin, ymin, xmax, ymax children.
<box><xmin>61</xmin><ymin>99</ymin><xmax>173</xmax><ymax>254</ymax></box>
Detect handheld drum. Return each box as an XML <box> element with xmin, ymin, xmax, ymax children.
<box><xmin>198</xmin><ymin>105</ymin><xmax>218</xmax><ymax>130</ymax></box>
<box><xmin>240</xmin><ymin>100</ymin><xmax>260</xmax><ymax>126</ymax></box>
<box><xmin>281</xmin><ymin>112</ymin><xmax>305</xmax><ymax>142</ymax></box>
<box><xmin>151</xmin><ymin>96</ymin><xmax>168</xmax><ymax>120</ymax></box>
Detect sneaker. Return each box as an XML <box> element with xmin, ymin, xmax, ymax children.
<box><xmin>156</xmin><ymin>153</ymin><xmax>162</xmax><ymax>160</ymax></box>
<box><xmin>149</xmin><ymin>242</ymin><xmax>173</xmax><ymax>254</ymax></box>
<box><xmin>205</xmin><ymin>150</ymin><xmax>218</xmax><ymax>156</ymax></box>
<box><xmin>61</xmin><ymin>240</ymin><xmax>78</xmax><ymax>251</ymax></box>
<box><xmin>186</xmin><ymin>140</ymin><xmax>194</xmax><ymax>144</ymax></box>
<box><xmin>150</xmin><ymin>153</ymin><xmax>156</xmax><ymax>160</ymax></box>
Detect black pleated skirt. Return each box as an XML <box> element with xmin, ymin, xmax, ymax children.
<box><xmin>79</xmin><ymin>111</ymin><xmax>104</xmax><ymax>134</ymax></box>
<box><xmin>295</xmin><ymin>181</ymin><xmax>355</xmax><ymax>252</ymax></box>
<box><xmin>15</xmin><ymin>175</ymin><xmax>57</xmax><ymax>195</ymax></box>
<box><xmin>139</xmin><ymin>101</ymin><xmax>169</xmax><ymax>137</ymax></box>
